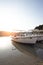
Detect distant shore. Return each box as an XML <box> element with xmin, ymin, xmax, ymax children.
<box><xmin>0</xmin><ymin>31</ymin><xmax>11</xmax><ymax>36</ymax></box>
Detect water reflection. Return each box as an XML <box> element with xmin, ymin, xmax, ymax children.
<box><xmin>12</xmin><ymin>41</ymin><xmax>43</xmax><ymax>59</ymax></box>
<box><xmin>0</xmin><ymin>37</ymin><xmax>11</xmax><ymax>50</ymax></box>
<box><xmin>0</xmin><ymin>37</ymin><xmax>43</xmax><ymax>65</ymax></box>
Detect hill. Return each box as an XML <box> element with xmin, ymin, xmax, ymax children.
<box><xmin>35</xmin><ymin>24</ymin><xmax>43</xmax><ymax>30</ymax></box>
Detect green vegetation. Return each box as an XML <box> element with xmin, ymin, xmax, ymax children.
<box><xmin>35</xmin><ymin>24</ymin><xmax>43</xmax><ymax>30</ymax></box>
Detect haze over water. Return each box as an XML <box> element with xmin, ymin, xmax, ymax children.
<box><xmin>0</xmin><ymin>37</ymin><xmax>43</xmax><ymax>65</ymax></box>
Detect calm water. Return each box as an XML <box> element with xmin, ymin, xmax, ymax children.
<box><xmin>0</xmin><ymin>37</ymin><xmax>43</xmax><ymax>65</ymax></box>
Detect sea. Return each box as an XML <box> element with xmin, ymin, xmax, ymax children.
<box><xmin>0</xmin><ymin>37</ymin><xmax>43</xmax><ymax>65</ymax></box>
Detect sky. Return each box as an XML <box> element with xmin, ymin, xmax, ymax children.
<box><xmin>0</xmin><ymin>0</ymin><xmax>43</xmax><ymax>31</ymax></box>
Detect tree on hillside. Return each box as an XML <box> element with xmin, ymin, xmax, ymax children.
<box><xmin>35</xmin><ymin>24</ymin><xmax>43</xmax><ymax>30</ymax></box>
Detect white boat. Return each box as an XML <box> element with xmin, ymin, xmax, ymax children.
<box><xmin>12</xmin><ymin>30</ymin><xmax>43</xmax><ymax>44</ymax></box>
<box><xmin>32</xmin><ymin>29</ymin><xmax>43</xmax><ymax>41</ymax></box>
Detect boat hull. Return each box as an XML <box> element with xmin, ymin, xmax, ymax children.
<box><xmin>37</xmin><ymin>36</ymin><xmax>43</xmax><ymax>41</ymax></box>
<box><xmin>12</xmin><ymin>36</ymin><xmax>37</xmax><ymax>44</ymax></box>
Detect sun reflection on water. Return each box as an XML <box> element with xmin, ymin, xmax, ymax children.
<box><xmin>0</xmin><ymin>37</ymin><xmax>11</xmax><ymax>49</ymax></box>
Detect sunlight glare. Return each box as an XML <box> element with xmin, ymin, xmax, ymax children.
<box><xmin>0</xmin><ymin>37</ymin><xmax>11</xmax><ymax>49</ymax></box>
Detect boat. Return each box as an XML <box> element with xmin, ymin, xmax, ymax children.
<box><xmin>32</xmin><ymin>29</ymin><xmax>43</xmax><ymax>42</ymax></box>
<box><xmin>12</xmin><ymin>30</ymin><xmax>43</xmax><ymax>44</ymax></box>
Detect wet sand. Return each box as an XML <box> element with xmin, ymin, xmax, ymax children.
<box><xmin>0</xmin><ymin>37</ymin><xmax>43</xmax><ymax>65</ymax></box>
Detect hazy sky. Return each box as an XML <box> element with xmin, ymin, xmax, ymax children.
<box><xmin>0</xmin><ymin>0</ymin><xmax>43</xmax><ymax>31</ymax></box>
